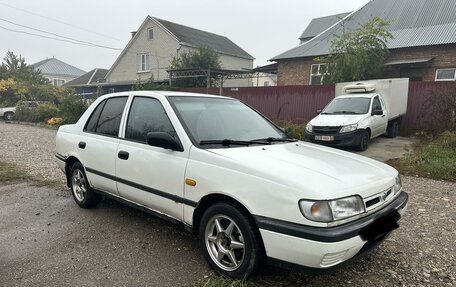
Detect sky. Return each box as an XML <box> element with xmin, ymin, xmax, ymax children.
<box><xmin>0</xmin><ymin>0</ymin><xmax>367</xmax><ymax>72</ymax></box>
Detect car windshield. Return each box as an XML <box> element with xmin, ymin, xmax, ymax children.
<box><xmin>168</xmin><ymin>96</ymin><xmax>291</xmax><ymax>147</ymax></box>
<box><xmin>322</xmin><ymin>97</ymin><xmax>371</xmax><ymax>115</ymax></box>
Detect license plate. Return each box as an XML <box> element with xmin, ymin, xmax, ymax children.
<box><xmin>315</xmin><ymin>135</ymin><xmax>334</xmax><ymax>141</ymax></box>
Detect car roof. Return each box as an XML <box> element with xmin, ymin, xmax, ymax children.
<box><xmin>99</xmin><ymin>90</ymin><xmax>233</xmax><ymax>100</ymax></box>
<box><xmin>337</xmin><ymin>94</ymin><xmax>377</xmax><ymax>99</ymax></box>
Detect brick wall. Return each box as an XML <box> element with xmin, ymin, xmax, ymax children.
<box><xmin>277</xmin><ymin>44</ymin><xmax>456</xmax><ymax>86</ymax></box>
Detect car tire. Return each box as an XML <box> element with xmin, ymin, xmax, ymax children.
<box><xmin>199</xmin><ymin>202</ymin><xmax>264</xmax><ymax>280</ymax></box>
<box><xmin>69</xmin><ymin>162</ymin><xmax>101</xmax><ymax>208</ymax></box>
<box><xmin>4</xmin><ymin>112</ymin><xmax>14</xmax><ymax>121</ymax></box>
<box><xmin>357</xmin><ymin>130</ymin><xmax>370</xmax><ymax>151</ymax></box>
<box><xmin>387</xmin><ymin>121</ymin><xmax>399</xmax><ymax>138</ymax></box>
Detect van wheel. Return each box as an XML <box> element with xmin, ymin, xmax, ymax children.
<box><xmin>70</xmin><ymin>163</ymin><xmax>101</xmax><ymax>208</ymax></box>
<box><xmin>357</xmin><ymin>131</ymin><xmax>370</xmax><ymax>151</ymax></box>
<box><xmin>199</xmin><ymin>203</ymin><xmax>264</xmax><ymax>280</ymax></box>
<box><xmin>387</xmin><ymin>121</ymin><xmax>399</xmax><ymax>138</ymax></box>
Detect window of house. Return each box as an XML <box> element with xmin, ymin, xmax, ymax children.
<box><xmin>125</xmin><ymin>97</ymin><xmax>176</xmax><ymax>143</ymax></box>
<box><xmin>137</xmin><ymin>53</ymin><xmax>150</xmax><ymax>72</ymax></box>
<box><xmin>264</xmin><ymin>81</ymin><xmax>270</xmax><ymax>87</ymax></box>
<box><xmin>310</xmin><ymin>63</ymin><xmax>328</xmax><ymax>85</ymax></box>
<box><xmin>148</xmin><ymin>28</ymin><xmax>154</xmax><ymax>40</ymax></box>
<box><xmin>84</xmin><ymin>97</ymin><xmax>128</xmax><ymax>137</ymax></box>
<box><xmin>435</xmin><ymin>68</ymin><xmax>456</xmax><ymax>81</ymax></box>
<box><xmin>53</xmin><ymin>79</ymin><xmax>65</xmax><ymax>86</ymax></box>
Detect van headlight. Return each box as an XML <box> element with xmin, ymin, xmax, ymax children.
<box><xmin>339</xmin><ymin>124</ymin><xmax>358</xmax><ymax>133</ymax></box>
<box><xmin>306</xmin><ymin>123</ymin><xmax>313</xmax><ymax>133</ymax></box>
<box><xmin>299</xmin><ymin>196</ymin><xmax>365</xmax><ymax>222</ymax></box>
<box><xmin>392</xmin><ymin>175</ymin><xmax>402</xmax><ymax>195</ymax></box>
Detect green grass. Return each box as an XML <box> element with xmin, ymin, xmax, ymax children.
<box><xmin>0</xmin><ymin>161</ymin><xmax>29</xmax><ymax>183</ymax></box>
<box><xmin>0</xmin><ymin>160</ymin><xmax>63</xmax><ymax>188</ymax></box>
<box><xmin>388</xmin><ymin>131</ymin><xmax>456</xmax><ymax>182</ymax></box>
<box><xmin>31</xmin><ymin>179</ymin><xmax>63</xmax><ymax>189</ymax></box>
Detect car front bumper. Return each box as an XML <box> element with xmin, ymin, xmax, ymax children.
<box><xmin>304</xmin><ymin>130</ymin><xmax>364</xmax><ymax>147</ymax></box>
<box><xmin>256</xmin><ymin>191</ymin><xmax>409</xmax><ymax>271</ymax></box>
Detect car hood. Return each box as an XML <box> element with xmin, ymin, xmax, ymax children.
<box><xmin>310</xmin><ymin>114</ymin><xmax>366</xmax><ymax>127</ymax></box>
<box><xmin>207</xmin><ymin>142</ymin><xmax>396</xmax><ymax>199</ymax></box>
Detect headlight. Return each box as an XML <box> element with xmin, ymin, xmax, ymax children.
<box><xmin>305</xmin><ymin>123</ymin><xmax>313</xmax><ymax>133</ymax></box>
<box><xmin>339</xmin><ymin>124</ymin><xmax>358</xmax><ymax>133</ymax></box>
<box><xmin>299</xmin><ymin>195</ymin><xmax>365</xmax><ymax>222</ymax></box>
<box><xmin>392</xmin><ymin>175</ymin><xmax>402</xmax><ymax>194</ymax></box>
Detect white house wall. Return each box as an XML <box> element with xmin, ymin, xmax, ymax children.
<box><xmin>218</xmin><ymin>54</ymin><xmax>253</xmax><ymax>87</ymax></box>
<box><xmin>106</xmin><ymin>18</ymin><xmax>181</xmax><ymax>83</ymax></box>
<box><xmin>107</xmin><ymin>17</ymin><xmax>254</xmax><ymax>87</ymax></box>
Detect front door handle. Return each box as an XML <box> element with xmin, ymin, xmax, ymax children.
<box><xmin>78</xmin><ymin>141</ymin><xmax>86</xmax><ymax>149</ymax></box>
<box><xmin>118</xmin><ymin>151</ymin><xmax>129</xmax><ymax>160</ymax></box>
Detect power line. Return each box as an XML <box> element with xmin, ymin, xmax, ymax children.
<box><xmin>0</xmin><ymin>24</ymin><xmax>122</xmax><ymax>51</ymax></box>
<box><xmin>0</xmin><ymin>18</ymin><xmax>122</xmax><ymax>50</ymax></box>
<box><xmin>0</xmin><ymin>1</ymin><xmax>125</xmax><ymax>43</ymax></box>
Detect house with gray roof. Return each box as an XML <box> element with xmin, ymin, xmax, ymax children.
<box><xmin>299</xmin><ymin>12</ymin><xmax>350</xmax><ymax>44</ymax></box>
<box><xmin>272</xmin><ymin>0</ymin><xmax>456</xmax><ymax>85</ymax></box>
<box><xmin>106</xmin><ymin>16</ymin><xmax>254</xmax><ymax>87</ymax></box>
<box><xmin>64</xmin><ymin>68</ymin><xmax>109</xmax><ymax>99</ymax></box>
<box><xmin>32</xmin><ymin>58</ymin><xmax>85</xmax><ymax>86</ymax></box>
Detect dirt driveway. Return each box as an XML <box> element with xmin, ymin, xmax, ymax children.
<box><xmin>0</xmin><ymin>122</ymin><xmax>455</xmax><ymax>286</ymax></box>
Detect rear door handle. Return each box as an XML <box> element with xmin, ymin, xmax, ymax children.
<box><xmin>118</xmin><ymin>151</ymin><xmax>129</xmax><ymax>160</ymax></box>
<box><xmin>78</xmin><ymin>141</ymin><xmax>86</xmax><ymax>149</ymax></box>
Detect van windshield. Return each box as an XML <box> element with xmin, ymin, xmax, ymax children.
<box><xmin>321</xmin><ymin>97</ymin><xmax>371</xmax><ymax>115</ymax></box>
<box><xmin>168</xmin><ymin>96</ymin><xmax>292</xmax><ymax>147</ymax></box>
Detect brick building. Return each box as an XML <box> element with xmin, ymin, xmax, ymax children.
<box><xmin>272</xmin><ymin>0</ymin><xmax>456</xmax><ymax>86</ymax></box>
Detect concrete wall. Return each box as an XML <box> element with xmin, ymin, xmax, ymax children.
<box><xmin>277</xmin><ymin>44</ymin><xmax>456</xmax><ymax>86</ymax></box>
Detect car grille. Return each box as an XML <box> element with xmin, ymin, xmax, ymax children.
<box><xmin>364</xmin><ymin>188</ymin><xmax>394</xmax><ymax>212</ymax></box>
<box><xmin>313</xmin><ymin>126</ymin><xmax>341</xmax><ymax>134</ymax></box>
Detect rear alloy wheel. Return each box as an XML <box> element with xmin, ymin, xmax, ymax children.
<box><xmin>70</xmin><ymin>163</ymin><xmax>101</xmax><ymax>208</ymax></box>
<box><xmin>199</xmin><ymin>203</ymin><xmax>264</xmax><ymax>279</ymax></box>
<box><xmin>357</xmin><ymin>130</ymin><xmax>370</xmax><ymax>151</ymax></box>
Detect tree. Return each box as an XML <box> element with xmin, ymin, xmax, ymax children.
<box><xmin>320</xmin><ymin>17</ymin><xmax>393</xmax><ymax>83</ymax></box>
<box><xmin>0</xmin><ymin>51</ymin><xmax>47</xmax><ymax>84</ymax></box>
<box><xmin>170</xmin><ymin>47</ymin><xmax>221</xmax><ymax>88</ymax></box>
<box><xmin>0</xmin><ymin>51</ymin><xmax>73</xmax><ymax>108</ymax></box>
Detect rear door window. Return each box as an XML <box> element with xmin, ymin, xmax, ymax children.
<box><xmin>84</xmin><ymin>97</ymin><xmax>128</xmax><ymax>137</ymax></box>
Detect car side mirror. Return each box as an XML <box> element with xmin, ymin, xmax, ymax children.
<box><xmin>372</xmin><ymin>109</ymin><xmax>383</xmax><ymax>116</ymax></box>
<box><xmin>316</xmin><ymin>109</ymin><xmax>322</xmax><ymax>115</ymax></box>
<box><xmin>146</xmin><ymin>132</ymin><xmax>183</xmax><ymax>151</ymax></box>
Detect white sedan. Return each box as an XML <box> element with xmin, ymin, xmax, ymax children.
<box><xmin>55</xmin><ymin>91</ymin><xmax>408</xmax><ymax>279</ymax></box>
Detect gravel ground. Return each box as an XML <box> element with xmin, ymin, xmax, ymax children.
<box><xmin>0</xmin><ymin>121</ymin><xmax>455</xmax><ymax>286</ymax></box>
<box><xmin>0</xmin><ymin>122</ymin><xmax>63</xmax><ymax>182</ymax></box>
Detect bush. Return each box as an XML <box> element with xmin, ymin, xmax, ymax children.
<box><xmin>35</xmin><ymin>103</ymin><xmax>60</xmax><ymax>122</ymax></box>
<box><xmin>14</xmin><ymin>101</ymin><xmax>39</xmax><ymax>122</ymax></box>
<box><xmin>59</xmin><ymin>95</ymin><xmax>88</xmax><ymax>124</ymax></box>
<box><xmin>275</xmin><ymin>120</ymin><xmax>308</xmax><ymax>140</ymax></box>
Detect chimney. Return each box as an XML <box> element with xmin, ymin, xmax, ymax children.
<box><xmin>131</xmin><ymin>31</ymin><xmax>137</xmax><ymax>38</ymax></box>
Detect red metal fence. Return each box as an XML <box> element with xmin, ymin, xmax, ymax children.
<box><xmin>183</xmin><ymin>82</ymin><xmax>456</xmax><ymax>132</ymax></box>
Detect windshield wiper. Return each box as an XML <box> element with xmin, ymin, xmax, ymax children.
<box><xmin>261</xmin><ymin>137</ymin><xmax>298</xmax><ymax>143</ymax></box>
<box><xmin>199</xmin><ymin>139</ymin><xmax>270</xmax><ymax>147</ymax></box>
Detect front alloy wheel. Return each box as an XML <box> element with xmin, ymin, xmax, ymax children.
<box><xmin>205</xmin><ymin>215</ymin><xmax>245</xmax><ymax>272</ymax></box>
<box><xmin>199</xmin><ymin>203</ymin><xmax>264</xmax><ymax>279</ymax></box>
